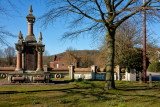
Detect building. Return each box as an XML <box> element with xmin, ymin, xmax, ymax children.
<box><xmin>50</xmin><ymin>51</ymin><xmax>83</xmax><ymax>69</ymax></box>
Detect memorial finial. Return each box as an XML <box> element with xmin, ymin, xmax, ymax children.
<box><xmin>18</xmin><ymin>31</ymin><xmax>24</xmax><ymax>43</ymax></box>
<box><xmin>25</xmin><ymin>5</ymin><xmax>36</xmax><ymax>43</ymax></box>
<box><xmin>38</xmin><ymin>32</ymin><xmax>42</xmax><ymax>44</ymax></box>
<box><xmin>29</xmin><ymin>5</ymin><xmax>33</xmax><ymax>14</ymax></box>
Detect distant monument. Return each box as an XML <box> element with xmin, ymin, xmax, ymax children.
<box><xmin>8</xmin><ymin>6</ymin><xmax>49</xmax><ymax>83</ymax></box>
<box><xmin>15</xmin><ymin>5</ymin><xmax>45</xmax><ymax>73</ymax></box>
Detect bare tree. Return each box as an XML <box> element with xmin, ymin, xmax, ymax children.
<box><xmin>4</xmin><ymin>46</ymin><xmax>16</xmax><ymax>66</ymax></box>
<box><xmin>0</xmin><ymin>49</ymin><xmax>4</xmax><ymax>66</ymax></box>
<box><xmin>43</xmin><ymin>50</ymin><xmax>52</xmax><ymax>66</ymax></box>
<box><xmin>40</xmin><ymin>0</ymin><xmax>160</xmax><ymax>89</ymax></box>
<box><xmin>0</xmin><ymin>0</ymin><xmax>17</xmax><ymax>46</ymax></box>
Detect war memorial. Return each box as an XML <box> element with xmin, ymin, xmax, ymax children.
<box><xmin>7</xmin><ymin>6</ymin><xmax>50</xmax><ymax>83</ymax></box>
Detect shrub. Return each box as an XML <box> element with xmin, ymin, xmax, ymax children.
<box><xmin>81</xmin><ymin>79</ymin><xmax>89</xmax><ymax>84</ymax></box>
<box><xmin>32</xmin><ymin>100</ymin><xmax>40</xmax><ymax>104</ymax></box>
<box><xmin>58</xmin><ymin>99</ymin><xmax>70</xmax><ymax>104</ymax></box>
<box><xmin>147</xmin><ymin>62</ymin><xmax>160</xmax><ymax>72</ymax></box>
<box><xmin>74</xmin><ymin>78</ymin><xmax>83</xmax><ymax>82</ymax></box>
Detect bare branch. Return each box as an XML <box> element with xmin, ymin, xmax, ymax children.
<box><xmin>66</xmin><ymin>0</ymin><xmax>103</xmax><ymax>22</ymax></box>
<box><xmin>115</xmin><ymin>0</ymin><xmax>123</xmax><ymax>8</ymax></box>
<box><xmin>94</xmin><ymin>0</ymin><xmax>107</xmax><ymax>24</ymax></box>
<box><xmin>0</xmin><ymin>27</ymin><xmax>16</xmax><ymax>46</ymax></box>
<box><xmin>115</xmin><ymin>0</ymin><xmax>154</xmax><ymax>27</ymax></box>
<box><xmin>62</xmin><ymin>22</ymin><xmax>99</xmax><ymax>39</ymax></box>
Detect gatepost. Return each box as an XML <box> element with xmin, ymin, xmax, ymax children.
<box><xmin>116</xmin><ymin>65</ymin><xmax>120</xmax><ymax>80</ymax></box>
<box><xmin>68</xmin><ymin>65</ymin><xmax>74</xmax><ymax>80</ymax></box>
<box><xmin>91</xmin><ymin>65</ymin><xmax>96</xmax><ymax>80</ymax></box>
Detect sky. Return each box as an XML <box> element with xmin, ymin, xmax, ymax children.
<box><xmin>0</xmin><ymin>0</ymin><xmax>160</xmax><ymax>55</ymax></box>
<box><xmin>0</xmin><ymin>0</ymin><xmax>99</xmax><ymax>55</ymax></box>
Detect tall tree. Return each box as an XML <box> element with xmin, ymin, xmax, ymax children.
<box><xmin>115</xmin><ymin>20</ymin><xmax>141</xmax><ymax>66</ymax></box>
<box><xmin>41</xmin><ymin>0</ymin><xmax>160</xmax><ymax>89</ymax></box>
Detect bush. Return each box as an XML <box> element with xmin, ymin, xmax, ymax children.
<box><xmin>147</xmin><ymin>62</ymin><xmax>160</xmax><ymax>72</ymax></box>
<box><xmin>74</xmin><ymin>78</ymin><xmax>83</xmax><ymax>82</ymax></box>
<box><xmin>58</xmin><ymin>99</ymin><xmax>70</xmax><ymax>104</ymax></box>
<box><xmin>32</xmin><ymin>100</ymin><xmax>40</xmax><ymax>104</ymax></box>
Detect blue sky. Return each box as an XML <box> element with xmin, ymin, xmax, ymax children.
<box><xmin>0</xmin><ymin>0</ymin><xmax>99</xmax><ymax>55</ymax></box>
<box><xmin>1</xmin><ymin>0</ymin><xmax>160</xmax><ymax>55</ymax></box>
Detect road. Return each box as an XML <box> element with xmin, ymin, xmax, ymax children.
<box><xmin>147</xmin><ymin>72</ymin><xmax>160</xmax><ymax>81</ymax></box>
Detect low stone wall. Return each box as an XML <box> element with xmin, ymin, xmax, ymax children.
<box><xmin>0</xmin><ymin>67</ymin><xmax>15</xmax><ymax>71</ymax></box>
<box><xmin>74</xmin><ymin>68</ymin><xmax>91</xmax><ymax>72</ymax></box>
<box><xmin>1</xmin><ymin>65</ymin><xmax>137</xmax><ymax>82</ymax></box>
<box><xmin>95</xmin><ymin>72</ymin><xmax>106</xmax><ymax>80</ymax></box>
<box><xmin>68</xmin><ymin>65</ymin><xmax>106</xmax><ymax>80</ymax></box>
<box><xmin>50</xmin><ymin>71</ymin><xmax>69</xmax><ymax>78</ymax></box>
<box><xmin>0</xmin><ymin>67</ymin><xmax>15</xmax><ymax>79</ymax></box>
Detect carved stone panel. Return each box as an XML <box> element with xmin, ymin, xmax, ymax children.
<box><xmin>24</xmin><ymin>46</ymin><xmax>37</xmax><ymax>70</ymax></box>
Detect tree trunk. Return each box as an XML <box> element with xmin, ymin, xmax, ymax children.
<box><xmin>105</xmin><ymin>28</ymin><xmax>116</xmax><ymax>90</ymax></box>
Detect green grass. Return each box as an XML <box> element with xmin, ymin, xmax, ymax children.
<box><xmin>0</xmin><ymin>80</ymin><xmax>160</xmax><ymax>107</ymax></box>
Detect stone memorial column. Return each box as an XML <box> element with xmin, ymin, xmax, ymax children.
<box><xmin>15</xmin><ymin>45</ymin><xmax>23</xmax><ymax>72</ymax></box>
<box><xmin>36</xmin><ymin>46</ymin><xmax>44</xmax><ymax>72</ymax></box>
<box><xmin>37</xmin><ymin>52</ymin><xmax>43</xmax><ymax>71</ymax></box>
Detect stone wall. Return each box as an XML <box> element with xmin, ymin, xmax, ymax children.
<box><xmin>0</xmin><ymin>67</ymin><xmax>15</xmax><ymax>71</ymax></box>
<box><xmin>0</xmin><ymin>67</ymin><xmax>15</xmax><ymax>79</ymax></box>
<box><xmin>0</xmin><ymin>65</ymin><xmax>137</xmax><ymax>81</ymax></box>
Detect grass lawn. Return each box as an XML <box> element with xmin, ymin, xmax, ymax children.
<box><xmin>0</xmin><ymin>80</ymin><xmax>160</xmax><ymax>107</ymax></box>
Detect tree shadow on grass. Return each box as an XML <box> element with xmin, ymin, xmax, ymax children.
<box><xmin>1</xmin><ymin>81</ymin><xmax>160</xmax><ymax>105</ymax></box>
<box><xmin>0</xmin><ymin>82</ymin><xmax>112</xmax><ymax>102</ymax></box>
<box><xmin>116</xmin><ymin>85</ymin><xmax>159</xmax><ymax>91</ymax></box>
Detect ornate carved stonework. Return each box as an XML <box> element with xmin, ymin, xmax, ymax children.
<box><xmin>15</xmin><ymin>44</ymin><xmax>24</xmax><ymax>52</ymax></box>
<box><xmin>25</xmin><ymin>46</ymin><xmax>37</xmax><ymax>70</ymax></box>
<box><xmin>38</xmin><ymin>32</ymin><xmax>43</xmax><ymax>44</ymax></box>
<box><xmin>36</xmin><ymin>45</ymin><xmax>45</xmax><ymax>53</ymax></box>
<box><xmin>26</xmin><ymin>5</ymin><xmax>35</xmax><ymax>23</ymax></box>
<box><xmin>15</xmin><ymin>6</ymin><xmax>45</xmax><ymax>72</ymax></box>
<box><xmin>18</xmin><ymin>31</ymin><xmax>24</xmax><ymax>44</ymax></box>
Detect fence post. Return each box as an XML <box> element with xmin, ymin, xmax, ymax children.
<box><xmin>149</xmin><ymin>73</ymin><xmax>152</xmax><ymax>88</ymax></box>
<box><xmin>139</xmin><ymin>72</ymin><xmax>142</xmax><ymax>84</ymax></box>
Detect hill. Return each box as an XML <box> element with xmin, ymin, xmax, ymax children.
<box><xmin>52</xmin><ymin>50</ymin><xmax>100</xmax><ymax>57</ymax></box>
<box><xmin>43</xmin><ymin>50</ymin><xmax>100</xmax><ymax>67</ymax></box>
